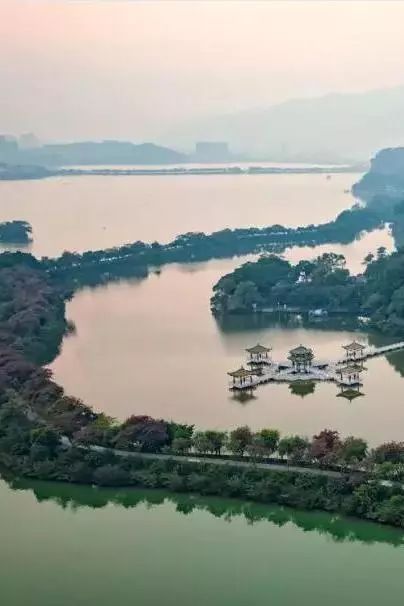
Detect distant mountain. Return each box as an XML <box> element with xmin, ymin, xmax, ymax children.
<box><xmin>0</xmin><ymin>140</ymin><xmax>188</xmax><ymax>167</ymax></box>
<box><xmin>165</xmin><ymin>86</ymin><xmax>404</xmax><ymax>162</ymax></box>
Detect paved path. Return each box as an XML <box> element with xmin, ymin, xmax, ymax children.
<box><xmin>88</xmin><ymin>445</ymin><xmax>345</xmax><ymax>478</ymax></box>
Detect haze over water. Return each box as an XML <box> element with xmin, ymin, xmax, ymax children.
<box><xmin>4</xmin><ymin>1</ymin><xmax>404</xmax><ymax>602</ymax></box>
<box><xmin>0</xmin><ymin>171</ymin><xmax>359</xmax><ymax>257</ymax></box>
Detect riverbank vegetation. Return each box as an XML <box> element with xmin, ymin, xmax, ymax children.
<box><xmin>2</xmin><ymin>253</ymin><xmax>404</xmax><ymax>527</ymax></box>
<box><xmin>0</xmin><ymin>252</ymin><xmax>69</xmax><ymax>363</ymax></box>
<box><xmin>43</xmin><ymin>204</ymin><xmax>382</xmax><ymax>290</ymax></box>
<box><xmin>3</xmin><ymin>395</ymin><xmax>404</xmax><ymax>528</ymax></box>
<box><xmin>3</xmin><ymin>199</ymin><xmax>404</xmax><ymax>526</ymax></box>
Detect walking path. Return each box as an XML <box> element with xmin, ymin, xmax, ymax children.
<box><xmin>88</xmin><ymin>444</ymin><xmax>345</xmax><ymax>478</ymax></box>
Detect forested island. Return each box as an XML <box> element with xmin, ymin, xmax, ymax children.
<box><xmin>0</xmin><ymin>220</ymin><xmax>32</xmax><ymax>244</ymax></box>
<box><xmin>211</xmin><ymin>247</ymin><xmax>404</xmax><ymax>335</ymax></box>
<box><xmin>3</xmin><ymin>252</ymin><xmax>404</xmax><ymax>527</ymax></box>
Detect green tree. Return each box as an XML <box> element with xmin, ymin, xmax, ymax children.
<box><xmin>246</xmin><ymin>434</ymin><xmax>267</xmax><ymax>459</ymax></box>
<box><xmin>204</xmin><ymin>430</ymin><xmax>227</xmax><ymax>455</ymax></box>
<box><xmin>372</xmin><ymin>442</ymin><xmax>404</xmax><ymax>464</ymax></box>
<box><xmin>363</xmin><ymin>252</ymin><xmax>374</xmax><ymax>266</ymax></box>
<box><xmin>30</xmin><ymin>427</ymin><xmax>60</xmax><ymax>454</ymax></box>
<box><xmin>258</xmin><ymin>429</ymin><xmax>280</xmax><ymax>454</ymax></box>
<box><xmin>339</xmin><ymin>436</ymin><xmax>368</xmax><ymax>465</ymax></box>
<box><xmin>172</xmin><ymin>437</ymin><xmax>192</xmax><ymax>454</ymax></box>
<box><xmin>193</xmin><ymin>431</ymin><xmax>211</xmax><ymax>455</ymax></box>
<box><xmin>278</xmin><ymin>435</ymin><xmax>310</xmax><ymax>462</ymax></box>
<box><xmin>228</xmin><ymin>281</ymin><xmax>263</xmax><ymax>312</ymax></box>
<box><xmin>229</xmin><ymin>426</ymin><xmax>252</xmax><ymax>456</ymax></box>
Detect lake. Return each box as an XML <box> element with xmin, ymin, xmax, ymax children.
<box><xmin>2</xmin><ymin>477</ymin><xmax>404</xmax><ymax>606</ymax></box>
<box><xmin>0</xmin><ymin>171</ymin><xmax>399</xmax><ymax>444</ymax></box>
<box><xmin>2</xmin><ymin>170</ymin><xmax>404</xmax><ymax>603</ymax></box>
<box><xmin>0</xmin><ymin>171</ymin><xmax>359</xmax><ymax>257</ymax></box>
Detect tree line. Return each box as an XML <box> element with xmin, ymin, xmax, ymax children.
<box><xmin>41</xmin><ymin>204</ymin><xmax>381</xmax><ymax>291</ymax></box>
<box><xmin>211</xmin><ymin>244</ymin><xmax>404</xmax><ymax>336</ymax></box>
<box><xmin>2</xmin><ymin>394</ymin><xmax>404</xmax><ymax>528</ymax></box>
<box><xmin>4</xmin><ymin>244</ymin><xmax>404</xmax><ymax>527</ymax></box>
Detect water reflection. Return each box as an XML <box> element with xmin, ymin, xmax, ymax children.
<box><xmin>229</xmin><ymin>391</ymin><xmax>258</xmax><ymax>405</ymax></box>
<box><xmin>215</xmin><ymin>311</ymin><xmax>365</xmax><ymax>335</ymax></box>
<box><xmin>288</xmin><ymin>381</ymin><xmax>316</xmax><ymax>398</ymax></box>
<box><xmin>384</xmin><ymin>351</ymin><xmax>404</xmax><ymax>378</ymax></box>
<box><xmin>52</xmin><ymin>239</ymin><xmax>404</xmax><ymax>443</ymax></box>
<box><xmin>5</xmin><ymin>477</ymin><xmax>404</xmax><ymax>548</ymax></box>
<box><xmin>337</xmin><ymin>388</ymin><xmax>365</xmax><ymax>402</ymax></box>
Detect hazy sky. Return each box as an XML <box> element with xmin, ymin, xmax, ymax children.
<box><xmin>2</xmin><ymin>0</ymin><xmax>404</xmax><ymax>142</ymax></box>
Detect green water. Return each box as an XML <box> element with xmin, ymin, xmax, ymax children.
<box><xmin>2</xmin><ymin>172</ymin><xmax>404</xmax><ymax>603</ymax></box>
<box><xmin>2</xmin><ymin>476</ymin><xmax>404</xmax><ymax>606</ymax></box>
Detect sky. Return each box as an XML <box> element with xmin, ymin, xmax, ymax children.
<box><xmin>1</xmin><ymin>0</ymin><xmax>404</xmax><ymax>143</ymax></box>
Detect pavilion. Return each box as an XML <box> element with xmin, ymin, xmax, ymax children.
<box><xmin>288</xmin><ymin>345</ymin><xmax>314</xmax><ymax>373</ymax></box>
<box><xmin>227</xmin><ymin>366</ymin><xmax>256</xmax><ymax>390</ymax></box>
<box><xmin>342</xmin><ymin>341</ymin><xmax>366</xmax><ymax>361</ymax></box>
<box><xmin>246</xmin><ymin>344</ymin><xmax>272</xmax><ymax>366</ymax></box>
<box><xmin>336</xmin><ymin>363</ymin><xmax>364</xmax><ymax>387</ymax></box>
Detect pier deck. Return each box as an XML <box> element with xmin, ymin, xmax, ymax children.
<box><xmin>229</xmin><ymin>341</ymin><xmax>404</xmax><ymax>391</ymax></box>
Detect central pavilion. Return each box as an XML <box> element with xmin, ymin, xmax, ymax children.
<box><xmin>288</xmin><ymin>345</ymin><xmax>314</xmax><ymax>373</ymax></box>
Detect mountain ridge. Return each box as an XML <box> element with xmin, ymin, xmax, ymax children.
<box><xmin>163</xmin><ymin>85</ymin><xmax>404</xmax><ymax>162</ymax></box>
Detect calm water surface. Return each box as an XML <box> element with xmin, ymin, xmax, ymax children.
<box><xmin>51</xmin><ymin>227</ymin><xmax>399</xmax><ymax>446</ymax></box>
<box><xmin>0</xmin><ymin>172</ymin><xmax>359</xmax><ymax>257</ymax></box>
<box><xmin>2</xmin><ymin>477</ymin><xmax>404</xmax><ymax>606</ymax></box>
<box><xmin>0</xmin><ymin>172</ymin><xmax>398</xmax><ymax>442</ymax></box>
<box><xmin>2</xmin><ymin>172</ymin><xmax>404</xmax><ymax>603</ymax></box>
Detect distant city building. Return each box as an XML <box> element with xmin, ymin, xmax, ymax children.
<box><xmin>194</xmin><ymin>141</ymin><xmax>230</xmax><ymax>162</ymax></box>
